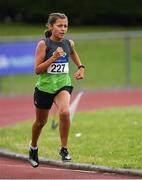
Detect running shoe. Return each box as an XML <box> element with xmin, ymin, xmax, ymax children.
<box><xmin>29</xmin><ymin>148</ymin><xmax>39</xmax><ymax>167</ymax></box>
<box><xmin>59</xmin><ymin>147</ymin><xmax>71</xmax><ymax>161</ymax></box>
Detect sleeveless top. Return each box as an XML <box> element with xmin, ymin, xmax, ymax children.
<box><xmin>35</xmin><ymin>38</ymin><xmax>73</xmax><ymax>93</ymax></box>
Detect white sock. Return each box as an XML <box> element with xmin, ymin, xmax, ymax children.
<box><xmin>29</xmin><ymin>142</ymin><xmax>38</xmax><ymax>150</ymax></box>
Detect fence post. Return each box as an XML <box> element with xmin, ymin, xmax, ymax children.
<box><xmin>124</xmin><ymin>34</ymin><xmax>131</xmax><ymax>86</ymax></box>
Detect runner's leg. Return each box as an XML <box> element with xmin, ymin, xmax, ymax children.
<box><xmin>31</xmin><ymin>108</ymin><xmax>49</xmax><ymax>147</ymax></box>
<box><xmin>54</xmin><ymin>90</ymin><xmax>71</xmax><ymax>148</ymax></box>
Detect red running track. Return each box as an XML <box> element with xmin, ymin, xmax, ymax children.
<box><xmin>0</xmin><ymin>156</ymin><xmax>140</xmax><ymax>179</ymax></box>
<box><xmin>0</xmin><ymin>88</ymin><xmax>142</xmax><ymax>127</ymax></box>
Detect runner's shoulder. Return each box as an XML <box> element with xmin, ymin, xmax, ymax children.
<box><xmin>36</xmin><ymin>40</ymin><xmax>46</xmax><ymax>49</ymax></box>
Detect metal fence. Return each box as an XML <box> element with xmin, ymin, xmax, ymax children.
<box><xmin>68</xmin><ymin>31</ymin><xmax>142</xmax><ymax>87</ymax></box>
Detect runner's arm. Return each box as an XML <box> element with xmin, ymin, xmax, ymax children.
<box><xmin>69</xmin><ymin>40</ymin><xmax>85</xmax><ymax>80</ymax></box>
<box><xmin>35</xmin><ymin>41</ymin><xmax>64</xmax><ymax>74</ymax></box>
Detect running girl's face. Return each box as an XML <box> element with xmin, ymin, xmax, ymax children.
<box><xmin>50</xmin><ymin>18</ymin><xmax>68</xmax><ymax>41</ymax></box>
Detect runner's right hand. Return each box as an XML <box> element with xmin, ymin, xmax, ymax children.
<box><xmin>52</xmin><ymin>47</ymin><xmax>65</xmax><ymax>60</ymax></box>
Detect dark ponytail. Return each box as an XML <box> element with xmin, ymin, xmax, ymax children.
<box><xmin>44</xmin><ymin>30</ymin><xmax>52</xmax><ymax>38</ymax></box>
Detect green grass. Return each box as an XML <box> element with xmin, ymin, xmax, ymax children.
<box><xmin>75</xmin><ymin>38</ymin><xmax>142</xmax><ymax>88</ymax></box>
<box><xmin>0</xmin><ymin>74</ymin><xmax>35</xmax><ymax>94</ymax></box>
<box><xmin>0</xmin><ymin>23</ymin><xmax>44</xmax><ymax>36</ymax></box>
<box><xmin>0</xmin><ymin>23</ymin><xmax>142</xmax><ymax>36</ymax></box>
<box><xmin>1</xmin><ymin>106</ymin><xmax>142</xmax><ymax>169</ymax></box>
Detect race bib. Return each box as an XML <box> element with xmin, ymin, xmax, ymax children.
<box><xmin>47</xmin><ymin>62</ymin><xmax>69</xmax><ymax>74</ymax></box>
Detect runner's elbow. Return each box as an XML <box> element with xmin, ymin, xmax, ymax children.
<box><xmin>35</xmin><ymin>67</ymin><xmax>41</xmax><ymax>74</ymax></box>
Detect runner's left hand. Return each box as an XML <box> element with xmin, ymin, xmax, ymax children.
<box><xmin>73</xmin><ymin>68</ymin><xmax>84</xmax><ymax>80</ymax></box>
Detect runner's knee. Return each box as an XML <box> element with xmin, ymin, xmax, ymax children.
<box><xmin>36</xmin><ymin>119</ymin><xmax>47</xmax><ymax>128</ymax></box>
<box><xmin>59</xmin><ymin>109</ymin><xmax>70</xmax><ymax>119</ymax></box>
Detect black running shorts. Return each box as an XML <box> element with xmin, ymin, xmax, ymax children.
<box><xmin>34</xmin><ymin>86</ymin><xmax>73</xmax><ymax>109</ymax></box>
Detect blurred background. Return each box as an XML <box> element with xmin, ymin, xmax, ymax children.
<box><xmin>0</xmin><ymin>0</ymin><xmax>142</xmax><ymax>95</ymax></box>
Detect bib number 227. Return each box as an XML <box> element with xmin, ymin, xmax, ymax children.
<box><xmin>47</xmin><ymin>63</ymin><xmax>68</xmax><ymax>74</ymax></box>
